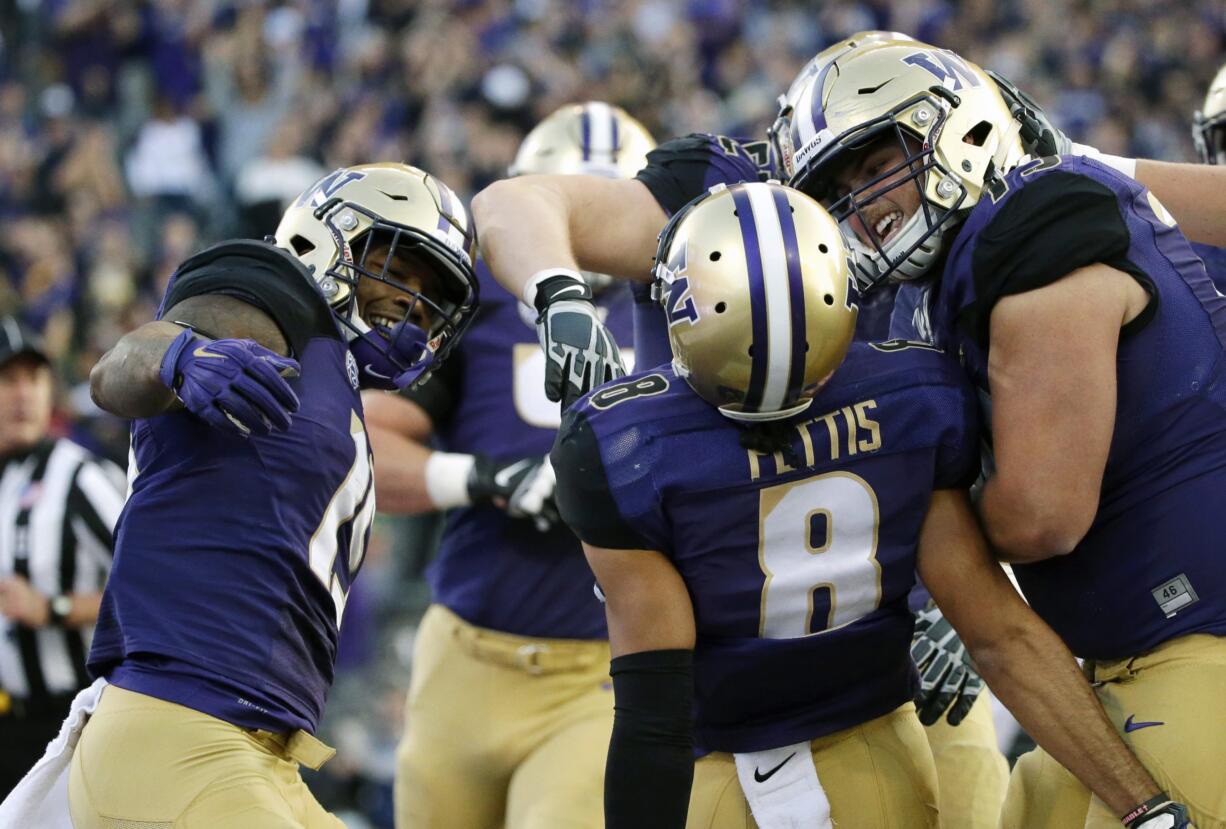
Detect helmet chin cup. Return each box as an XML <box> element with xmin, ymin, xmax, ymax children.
<box><xmin>348</xmin><ymin>320</ymin><xmax>435</xmax><ymax>391</ymax></box>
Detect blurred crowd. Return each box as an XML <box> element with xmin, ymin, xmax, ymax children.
<box><xmin>1</xmin><ymin>1</ymin><xmax>1222</xmax><ymax>825</ymax></box>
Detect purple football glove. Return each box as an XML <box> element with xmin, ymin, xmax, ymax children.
<box><xmin>349</xmin><ymin>318</ymin><xmax>435</xmax><ymax>391</ymax></box>
<box><xmin>159</xmin><ymin>328</ymin><xmax>300</xmax><ymax>437</ymax></box>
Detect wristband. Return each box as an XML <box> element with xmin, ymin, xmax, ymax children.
<box><xmin>425</xmin><ymin>451</ymin><xmax>476</xmax><ymax>509</ymax></box>
<box><xmin>1069</xmin><ymin>143</ymin><xmax>1138</xmax><ymax>179</ymax></box>
<box><xmin>523</xmin><ymin>267</ymin><xmax>585</xmax><ymax>310</ymax></box>
<box><xmin>1122</xmin><ymin>794</ymin><xmax>1174</xmax><ymax>827</ymax></box>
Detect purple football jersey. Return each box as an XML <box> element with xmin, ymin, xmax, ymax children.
<box><xmin>1191</xmin><ymin>241</ymin><xmax>1226</xmax><ymax>295</ymax></box>
<box><xmin>427</xmin><ymin>263</ymin><xmax>633</xmax><ymax>639</ymax></box>
<box><xmin>922</xmin><ymin>155</ymin><xmax>1226</xmax><ymax>659</ymax></box>
<box><xmin>90</xmin><ymin>243</ymin><xmax>372</xmax><ymax>734</ymax></box>
<box><xmin>553</xmin><ymin>343</ymin><xmax>978</xmax><ymax>753</ymax></box>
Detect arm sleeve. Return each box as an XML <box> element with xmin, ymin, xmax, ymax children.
<box><xmin>159</xmin><ymin>240</ymin><xmax>338</xmax><ymax>359</ymax></box>
<box><xmin>966</xmin><ymin>170</ymin><xmax>1156</xmax><ymax>344</ymax></box>
<box><xmin>635</xmin><ymin>133</ymin><xmax>772</xmax><ymax>217</ymax></box>
<box><xmin>605</xmin><ymin>649</ymin><xmax>696</xmax><ymax>829</ymax></box>
<box><xmin>399</xmin><ymin>344</ymin><xmax>464</xmax><ymax>426</ymax></box>
<box><xmin>552</xmin><ymin>408</ymin><xmax>668</xmax><ymax>551</ymax></box>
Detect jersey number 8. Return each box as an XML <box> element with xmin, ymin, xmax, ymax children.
<box><xmin>758</xmin><ymin>472</ymin><xmax>882</xmax><ymax>638</ymax></box>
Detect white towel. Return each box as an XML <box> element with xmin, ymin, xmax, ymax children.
<box><xmin>0</xmin><ymin>678</ymin><xmax>108</xmax><ymax>829</ymax></box>
<box><xmin>733</xmin><ymin>741</ymin><xmax>832</xmax><ymax>829</ymax></box>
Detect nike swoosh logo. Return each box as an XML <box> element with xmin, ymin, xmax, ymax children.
<box><xmin>551</xmin><ymin>285</ymin><xmax>587</xmax><ymax>300</ymax></box>
<box><xmin>493</xmin><ymin>459</ymin><xmax>533</xmax><ymax>489</ymax></box>
<box><xmin>1124</xmin><ymin>715</ymin><xmax>1165</xmax><ymax>733</ymax></box>
<box><xmin>753</xmin><ymin>752</ymin><xmax>796</xmax><ymax>783</ymax></box>
<box><xmin>363</xmin><ymin>364</ymin><xmax>393</xmax><ymax>380</ymax></box>
<box><xmin>193</xmin><ymin>345</ymin><xmax>227</xmax><ymax>359</ymax></box>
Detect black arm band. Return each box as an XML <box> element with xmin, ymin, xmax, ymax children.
<box><xmin>605</xmin><ymin>649</ymin><xmax>695</xmax><ymax>829</ymax></box>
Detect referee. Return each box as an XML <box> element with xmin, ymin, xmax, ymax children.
<box><xmin>0</xmin><ymin>318</ymin><xmax>124</xmax><ymax>797</ymax></box>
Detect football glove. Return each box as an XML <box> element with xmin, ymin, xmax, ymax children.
<box><xmin>160</xmin><ymin>328</ymin><xmax>300</xmax><ymax>437</ymax></box>
<box><xmin>530</xmin><ymin>271</ymin><xmax>625</xmax><ymax>409</ymax></box>
<box><xmin>1123</xmin><ymin>796</ymin><xmax>1195</xmax><ymax>829</ymax></box>
<box><xmin>910</xmin><ymin>601</ymin><xmax>984</xmax><ymax>726</ymax></box>
<box><xmin>467</xmin><ymin>454</ymin><xmax>560</xmax><ymax>532</ymax></box>
<box><xmin>987</xmin><ymin>69</ymin><xmax>1072</xmax><ymax>158</ymax></box>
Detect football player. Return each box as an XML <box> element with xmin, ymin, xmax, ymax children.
<box><xmin>472</xmin><ymin>33</ymin><xmax>1010</xmax><ymax>829</ymax></box>
<box><xmin>361</xmin><ymin>103</ymin><xmax>651</xmax><ymax>829</ymax></box>
<box><xmin>551</xmin><ymin>180</ymin><xmax>1188</xmax><ymax>829</ymax></box>
<box><xmin>777</xmin><ymin>41</ymin><xmax>1221</xmax><ymax>827</ymax></box>
<box><xmin>74</xmin><ymin>164</ymin><xmax>478</xmax><ymax>829</ymax></box>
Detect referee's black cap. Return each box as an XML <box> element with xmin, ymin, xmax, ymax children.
<box><xmin>0</xmin><ymin>317</ymin><xmax>50</xmax><ymax>369</ymax></box>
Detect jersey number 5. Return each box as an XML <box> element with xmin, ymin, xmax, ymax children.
<box><xmin>309</xmin><ymin>411</ymin><xmax>376</xmax><ymax>626</ymax></box>
<box><xmin>758</xmin><ymin>472</ymin><xmax>882</xmax><ymax>638</ymax></box>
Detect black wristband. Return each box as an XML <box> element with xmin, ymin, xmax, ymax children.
<box><xmin>606</xmin><ymin>649</ymin><xmax>695</xmax><ymax>829</ymax></box>
<box><xmin>1122</xmin><ymin>794</ymin><xmax>1174</xmax><ymax>827</ymax></box>
<box><xmin>533</xmin><ymin>273</ymin><xmax>593</xmax><ymax>314</ymax></box>
<box><xmin>465</xmin><ymin>454</ymin><xmax>496</xmax><ymax>504</ymax></box>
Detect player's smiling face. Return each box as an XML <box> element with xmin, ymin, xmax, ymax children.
<box><xmin>828</xmin><ymin>134</ymin><xmax>923</xmax><ymax>249</ymax></box>
<box><xmin>356</xmin><ymin>244</ymin><xmax>442</xmax><ymax>334</ymax></box>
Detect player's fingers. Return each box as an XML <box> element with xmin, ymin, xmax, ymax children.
<box><xmin>946</xmin><ymin>681</ymin><xmax>978</xmax><ymax>727</ymax></box>
<box><xmin>216</xmin><ymin>393</ymin><xmax>271</xmax><ymax>436</ymax></box>
<box><xmin>244</xmin><ymin>360</ymin><xmax>301</xmax><ymax>414</ymax></box>
<box><xmin>234</xmin><ymin>376</ymin><xmax>293</xmax><ymax>432</ymax></box>
<box><xmin>196</xmin><ymin>401</ymin><xmax>251</xmax><ymax>437</ymax></box>
<box><xmin>244</xmin><ymin>343</ymin><xmax>301</xmax><ymax>376</ymax></box>
<box><xmin>545</xmin><ymin>352</ymin><xmax>566</xmax><ymax>403</ymax></box>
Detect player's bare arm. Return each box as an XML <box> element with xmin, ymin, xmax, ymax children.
<box><xmin>978</xmin><ymin>263</ymin><xmax>1150</xmax><ymax>561</ymax></box>
<box><xmin>1133</xmin><ymin>160</ymin><xmax>1226</xmax><ymax>247</ymax></box>
<box><xmin>90</xmin><ymin>294</ymin><xmax>296</xmax><ymax>424</ymax></box>
<box><xmin>361</xmin><ymin>391</ymin><xmax>437</xmax><ymax>514</ymax></box>
<box><xmin>472</xmin><ymin>174</ymin><xmax>665</xmax><ymax>300</ymax></box>
<box><xmin>583</xmin><ymin>544</ymin><xmax>696</xmax><ymax>657</ymax></box>
<box><xmin>917</xmin><ymin>487</ymin><xmax>1164</xmax><ymax>816</ymax></box>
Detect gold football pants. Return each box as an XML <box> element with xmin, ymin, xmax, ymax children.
<box><xmin>686</xmin><ymin>702</ymin><xmax>940</xmax><ymax>829</ymax></box>
<box><xmin>924</xmin><ymin>692</ymin><xmax>1009</xmax><ymax>829</ymax></box>
<box><xmin>999</xmin><ymin>633</ymin><xmax>1226</xmax><ymax>829</ymax></box>
<box><xmin>68</xmin><ymin>684</ymin><xmax>342</xmax><ymax>829</ymax></box>
<box><xmin>395</xmin><ymin>604</ymin><xmax>613</xmax><ymax>829</ymax></box>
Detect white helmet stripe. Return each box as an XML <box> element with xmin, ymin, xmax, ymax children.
<box><xmin>744</xmin><ymin>183</ymin><xmax>795</xmax><ymax>412</ymax></box>
<box><xmin>585</xmin><ymin>101</ymin><xmax>616</xmax><ymax>160</ymax></box>
<box><xmin>795</xmin><ymin>74</ymin><xmax>819</xmax><ymax>147</ymax></box>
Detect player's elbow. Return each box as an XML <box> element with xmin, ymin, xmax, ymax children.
<box><xmin>89</xmin><ymin>351</ymin><xmax>117</xmax><ymax>414</ymax></box>
<box><xmin>472</xmin><ymin>178</ymin><xmax>532</xmax><ymax>233</ymax></box>
<box><xmin>980</xmin><ymin>483</ymin><xmax>1098</xmax><ymax>559</ymax></box>
<box><xmin>985</xmin><ymin>499</ymin><xmax>1092</xmax><ymax>562</ymax></box>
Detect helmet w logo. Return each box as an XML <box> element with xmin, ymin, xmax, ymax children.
<box><xmin>902</xmin><ymin>51</ymin><xmax>980</xmax><ymax>91</ymax></box>
<box><xmin>297</xmin><ymin>169</ymin><xmax>367</xmax><ymax>208</ymax></box>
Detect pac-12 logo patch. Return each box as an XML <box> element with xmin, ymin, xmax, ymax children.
<box><xmin>346</xmin><ymin>350</ymin><xmax>360</xmax><ymax>390</ymax></box>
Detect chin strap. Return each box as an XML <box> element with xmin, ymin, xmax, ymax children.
<box><xmin>348</xmin><ymin>321</ymin><xmax>436</xmax><ymax>391</ymax></box>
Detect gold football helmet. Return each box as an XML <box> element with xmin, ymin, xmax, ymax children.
<box><xmin>509</xmin><ymin>101</ymin><xmax>656</xmax><ymax>179</ymax></box>
<box><xmin>1194</xmin><ymin>63</ymin><xmax>1226</xmax><ymax>164</ymax></box>
<box><xmin>274</xmin><ymin>163</ymin><xmax>478</xmax><ymax>377</ymax></box>
<box><xmin>769</xmin><ymin>30</ymin><xmax>917</xmax><ymax>178</ymax></box>
<box><xmin>781</xmin><ymin>42</ymin><xmax>1026</xmax><ymax>290</ymax></box>
<box><xmin>655</xmin><ymin>181</ymin><xmax>857</xmax><ymax>421</ymax></box>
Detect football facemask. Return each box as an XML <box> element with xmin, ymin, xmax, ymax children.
<box><xmin>783</xmin><ymin>42</ymin><xmax>1026</xmax><ymax>292</ymax></box>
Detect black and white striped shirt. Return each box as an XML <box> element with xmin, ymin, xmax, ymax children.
<box><xmin>0</xmin><ymin>438</ymin><xmax>124</xmax><ymax>699</ymax></box>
